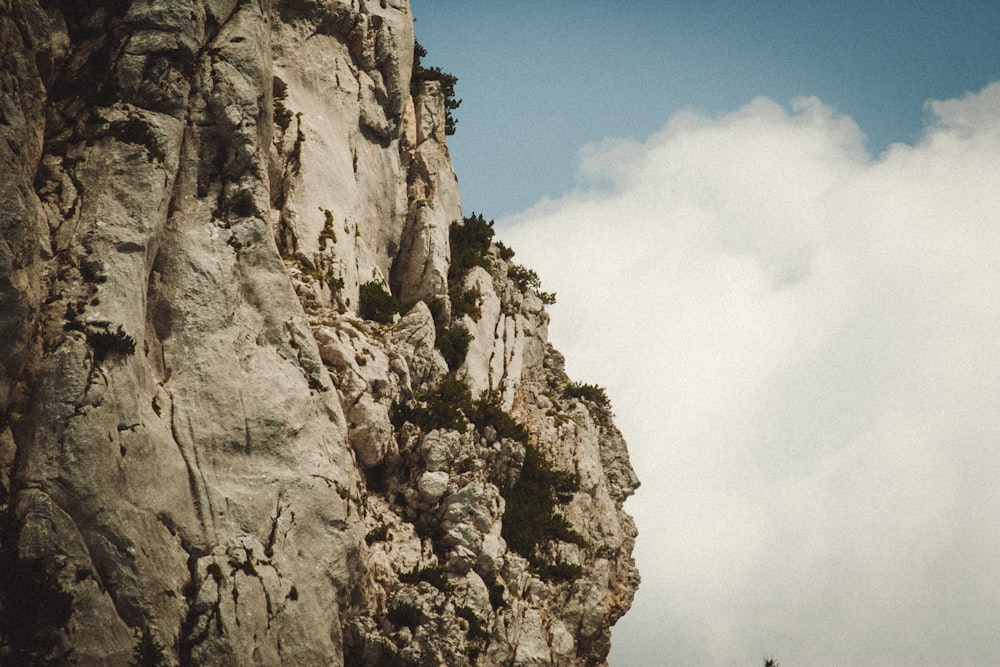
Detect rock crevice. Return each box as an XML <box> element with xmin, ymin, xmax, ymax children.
<box><xmin>0</xmin><ymin>2</ymin><xmax>638</xmax><ymax>665</ymax></box>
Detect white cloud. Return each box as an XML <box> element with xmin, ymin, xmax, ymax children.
<box><xmin>499</xmin><ymin>82</ymin><xmax>1000</xmax><ymax>667</ymax></box>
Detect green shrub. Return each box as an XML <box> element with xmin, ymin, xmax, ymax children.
<box><xmin>449</xmin><ymin>214</ymin><xmax>495</xmax><ymax>280</ymax></box>
<box><xmin>273</xmin><ymin>79</ymin><xmax>293</xmax><ymax>133</ymax></box>
<box><xmin>495</xmin><ymin>241</ymin><xmax>515</xmax><ymax>261</ymax></box>
<box><xmin>507</xmin><ymin>264</ymin><xmax>541</xmax><ymax>291</ymax></box>
<box><xmin>412</xmin><ymin>41</ymin><xmax>461</xmax><ymax>135</ymax></box>
<box><xmin>131</xmin><ymin>627</ymin><xmax>169</xmax><ymax>667</ymax></box>
<box><xmin>413</xmin><ymin>515</ymin><xmax>444</xmax><ymax>543</ymax></box>
<box><xmin>537</xmin><ymin>561</ymin><xmax>584</xmax><ymax>583</ymax></box>
<box><xmin>507</xmin><ymin>264</ymin><xmax>557</xmax><ymax>304</ymax></box>
<box><xmin>455</xmin><ymin>606</ymin><xmax>490</xmax><ymax>641</ymax></box>
<box><xmin>365</xmin><ymin>524</ymin><xmax>389</xmax><ymax>546</ymax></box>
<box><xmin>563</xmin><ymin>381</ymin><xmax>611</xmax><ymax>409</ymax></box>
<box><xmin>488</xmin><ymin>583</ymin><xmax>506</xmax><ymax>610</ymax></box>
<box><xmin>387</xmin><ymin>601</ymin><xmax>422</xmax><ymax>630</ymax></box>
<box><xmin>498</xmin><ymin>443</ymin><xmax>583</xmax><ymax>566</ymax></box>
<box><xmin>358</xmin><ymin>281</ymin><xmax>401</xmax><ymax>324</ymax></box>
<box><xmin>399</xmin><ymin>565</ymin><xmax>452</xmax><ymax>592</ymax></box>
<box><xmin>449</xmin><ymin>283</ymin><xmax>481</xmax><ymax>321</ymax></box>
<box><xmin>393</xmin><ymin>377</ymin><xmax>533</xmax><ymax>446</ymax></box>
<box><xmin>392</xmin><ymin>375</ymin><xmax>471</xmax><ymax>433</ymax></box>
<box><xmin>467</xmin><ymin>393</ymin><xmax>529</xmax><ymax>444</ymax></box>
<box><xmin>87</xmin><ymin>325</ymin><xmax>136</xmax><ymax>363</ymax></box>
<box><xmin>0</xmin><ymin>556</ymin><xmax>74</xmax><ymax>656</ymax></box>
<box><xmin>273</xmin><ymin>99</ymin><xmax>293</xmax><ymax>133</ymax></box>
<box><xmin>318</xmin><ymin>208</ymin><xmax>336</xmax><ymax>249</ymax></box>
<box><xmin>435</xmin><ymin>322</ymin><xmax>472</xmax><ymax>371</ymax></box>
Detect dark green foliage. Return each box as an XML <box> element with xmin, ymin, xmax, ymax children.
<box><xmin>392</xmin><ymin>376</ymin><xmax>532</xmax><ymax>446</ymax></box>
<box><xmin>364</xmin><ymin>463</ymin><xmax>389</xmax><ymax>494</ymax></box>
<box><xmin>358</xmin><ymin>281</ymin><xmax>401</xmax><ymax>324</ymax></box>
<box><xmin>131</xmin><ymin>628</ymin><xmax>169</xmax><ymax>667</ymax></box>
<box><xmin>455</xmin><ymin>606</ymin><xmax>490</xmax><ymax>641</ymax></box>
<box><xmin>413</xmin><ymin>515</ymin><xmax>444</xmax><ymax>543</ymax></box>
<box><xmin>318</xmin><ymin>208</ymin><xmax>337</xmax><ymax>249</ymax></box>
<box><xmin>392</xmin><ymin>375</ymin><xmax>471</xmax><ymax>432</ymax></box>
<box><xmin>507</xmin><ymin>264</ymin><xmax>557</xmax><ymax>304</ymax></box>
<box><xmin>448</xmin><ymin>214</ymin><xmax>495</xmax><ymax>281</ymax></box>
<box><xmin>387</xmin><ymin>601</ymin><xmax>423</xmax><ymax>630</ymax></box>
<box><xmin>435</xmin><ymin>322</ymin><xmax>472</xmax><ymax>371</ymax></box>
<box><xmin>507</xmin><ymin>264</ymin><xmax>541</xmax><ymax>292</ymax></box>
<box><xmin>399</xmin><ymin>565</ymin><xmax>452</xmax><ymax>592</ymax></box>
<box><xmin>467</xmin><ymin>393</ymin><xmax>529</xmax><ymax>444</ymax></box>
<box><xmin>498</xmin><ymin>443</ymin><xmax>583</xmax><ymax>566</ymax></box>
<box><xmin>365</xmin><ymin>524</ymin><xmax>389</xmax><ymax>546</ymax></box>
<box><xmin>537</xmin><ymin>560</ymin><xmax>584</xmax><ymax>583</ymax></box>
<box><xmin>87</xmin><ymin>325</ymin><xmax>136</xmax><ymax>363</ymax></box>
<box><xmin>412</xmin><ymin>41</ymin><xmax>461</xmax><ymax>135</ymax></box>
<box><xmin>0</xmin><ymin>554</ymin><xmax>74</xmax><ymax>658</ymax></box>
<box><xmin>563</xmin><ymin>381</ymin><xmax>611</xmax><ymax>410</ymax></box>
<box><xmin>764</xmin><ymin>656</ymin><xmax>780</xmax><ymax>667</ymax></box>
<box><xmin>109</xmin><ymin>116</ymin><xmax>166</xmax><ymax>162</ymax></box>
<box><xmin>273</xmin><ymin>77</ymin><xmax>293</xmax><ymax>132</ymax></box>
<box><xmin>488</xmin><ymin>583</ymin><xmax>507</xmax><ymax>610</ymax></box>
<box><xmin>273</xmin><ymin>99</ymin><xmax>293</xmax><ymax>133</ymax></box>
<box><xmin>437</xmin><ymin>213</ymin><xmax>500</xmax><ymax>368</ymax></box>
<box><xmin>495</xmin><ymin>241</ymin><xmax>515</xmax><ymax>261</ymax></box>
<box><xmin>449</xmin><ymin>283</ymin><xmax>481</xmax><ymax>321</ymax></box>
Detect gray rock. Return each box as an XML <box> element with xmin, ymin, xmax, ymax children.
<box><xmin>0</xmin><ymin>2</ymin><xmax>639</xmax><ymax>666</ymax></box>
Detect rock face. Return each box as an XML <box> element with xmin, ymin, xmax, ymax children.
<box><xmin>0</xmin><ymin>2</ymin><xmax>638</xmax><ymax>666</ymax></box>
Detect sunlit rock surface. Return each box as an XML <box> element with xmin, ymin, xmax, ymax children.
<box><xmin>0</xmin><ymin>1</ymin><xmax>637</xmax><ymax>665</ymax></box>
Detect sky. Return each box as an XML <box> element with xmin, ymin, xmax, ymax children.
<box><xmin>409</xmin><ymin>2</ymin><xmax>1000</xmax><ymax>666</ymax></box>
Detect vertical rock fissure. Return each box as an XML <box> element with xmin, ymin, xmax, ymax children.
<box><xmin>1</xmin><ymin>2</ymin><xmax>638</xmax><ymax>665</ymax></box>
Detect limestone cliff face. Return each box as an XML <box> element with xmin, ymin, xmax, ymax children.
<box><xmin>0</xmin><ymin>2</ymin><xmax>637</xmax><ymax>666</ymax></box>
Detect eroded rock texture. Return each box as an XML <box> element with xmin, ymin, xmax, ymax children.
<box><xmin>0</xmin><ymin>2</ymin><xmax>638</xmax><ymax>665</ymax></box>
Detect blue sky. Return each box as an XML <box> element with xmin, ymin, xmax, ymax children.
<box><xmin>412</xmin><ymin>0</ymin><xmax>1000</xmax><ymax>217</ymax></box>
<box><xmin>410</xmin><ymin>3</ymin><xmax>1000</xmax><ymax>666</ymax></box>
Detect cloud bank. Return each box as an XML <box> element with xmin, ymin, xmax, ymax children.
<box><xmin>499</xmin><ymin>83</ymin><xmax>1000</xmax><ymax>667</ymax></box>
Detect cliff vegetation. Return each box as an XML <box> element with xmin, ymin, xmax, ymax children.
<box><xmin>0</xmin><ymin>1</ymin><xmax>638</xmax><ymax>665</ymax></box>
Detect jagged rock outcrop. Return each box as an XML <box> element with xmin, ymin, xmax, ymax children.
<box><xmin>0</xmin><ymin>2</ymin><xmax>638</xmax><ymax>666</ymax></box>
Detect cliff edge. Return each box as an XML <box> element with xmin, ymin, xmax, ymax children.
<box><xmin>0</xmin><ymin>2</ymin><xmax>638</xmax><ymax>665</ymax></box>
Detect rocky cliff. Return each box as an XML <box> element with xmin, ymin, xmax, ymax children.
<box><xmin>0</xmin><ymin>2</ymin><xmax>638</xmax><ymax>665</ymax></box>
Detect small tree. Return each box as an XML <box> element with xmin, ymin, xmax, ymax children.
<box><xmin>131</xmin><ymin>628</ymin><xmax>169</xmax><ymax>667</ymax></box>
<box><xmin>412</xmin><ymin>41</ymin><xmax>461</xmax><ymax>135</ymax></box>
<box><xmin>358</xmin><ymin>281</ymin><xmax>401</xmax><ymax>324</ymax></box>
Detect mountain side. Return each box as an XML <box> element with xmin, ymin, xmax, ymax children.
<box><xmin>0</xmin><ymin>2</ymin><xmax>638</xmax><ymax>666</ymax></box>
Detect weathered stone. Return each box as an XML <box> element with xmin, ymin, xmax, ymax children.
<box><xmin>349</xmin><ymin>393</ymin><xmax>395</xmax><ymax>468</ymax></box>
<box><xmin>417</xmin><ymin>470</ymin><xmax>449</xmax><ymax>502</ymax></box>
<box><xmin>0</xmin><ymin>2</ymin><xmax>638</xmax><ymax>666</ymax></box>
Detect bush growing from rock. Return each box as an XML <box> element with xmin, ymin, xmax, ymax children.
<box><xmin>449</xmin><ymin>282</ymin><xmax>481</xmax><ymax>321</ymax></box>
<box><xmin>399</xmin><ymin>565</ymin><xmax>452</xmax><ymax>592</ymax></box>
<box><xmin>455</xmin><ymin>606</ymin><xmax>490</xmax><ymax>641</ymax></box>
<box><xmin>506</xmin><ymin>264</ymin><xmax>540</xmax><ymax>291</ymax></box>
<box><xmin>131</xmin><ymin>627</ymin><xmax>169</xmax><ymax>667</ymax></box>
<box><xmin>448</xmin><ymin>213</ymin><xmax>494</xmax><ymax>280</ymax></box>
<box><xmin>387</xmin><ymin>601</ymin><xmax>423</xmax><ymax>630</ymax></box>
<box><xmin>412</xmin><ymin>41</ymin><xmax>461</xmax><ymax>135</ymax></box>
<box><xmin>358</xmin><ymin>281</ymin><xmax>401</xmax><ymax>324</ymax></box>
<box><xmin>83</xmin><ymin>324</ymin><xmax>136</xmax><ymax>363</ymax></box>
<box><xmin>497</xmin><ymin>443</ymin><xmax>584</xmax><ymax>567</ymax></box>
<box><xmin>564</xmin><ymin>381</ymin><xmax>611</xmax><ymax>409</ymax></box>
<box><xmin>435</xmin><ymin>322</ymin><xmax>472</xmax><ymax>371</ymax></box>
<box><xmin>365</xmin><ymin>524</ymin><xmax>389</xmax><ymax>545</ymax></box>
<box><xmin>537</xmin><ymin>561</ymin><xmax>585</xmax><ymax>583</ymax></box>
<box><xmin>392</xmin><ymin>375</ymin><xmax>471</xmax><ymax>432</ymax></box>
